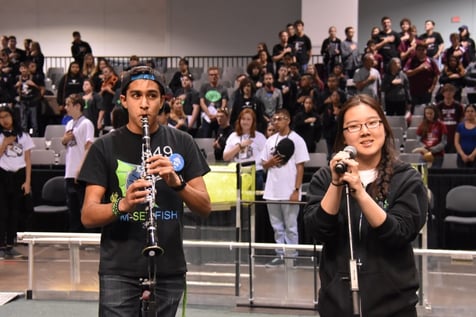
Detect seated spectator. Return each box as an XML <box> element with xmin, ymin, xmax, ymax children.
<box><xmin>213</xmin><ymin>107</ymin><xmax>233</xmax><ymax>162</ymax></box>
<box><xmin>437</xmin><ymin>55</ymin><xmax>466</xmax><ymax>102</ymax></box>
<box><xmin>169</xmin><ymin>58</ymin><xmax>191</xmax><ymax>95</ymax></box>
<box><xmin>293</xmin><ymin>96</ymin><xmax>321</xmax><ymax>152</ymax></box>
<box><xmin>168</xmin><ymin>97</ymin><xmax>188</xmax><ymax>132</ymax></box>
<box><xmin>454</xmin><ymin>104</ymin><xmax>476</xmax><ymax>167</ymax></box>
<box><xmin>381</xmin><ymin>57</ymin><xmax>411</xmax><ymax>116</ymax></box>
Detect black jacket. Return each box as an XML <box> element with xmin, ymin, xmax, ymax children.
<box><xmin>304</xmin><ymin>162</ymin><xmax>427</xmax><ymax>317</ymax></box>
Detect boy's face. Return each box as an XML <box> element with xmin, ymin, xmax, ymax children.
<box><xmin>120</xmin><ymin>79</ymin><xmax>164</xmax><ymax>134</ymax></box>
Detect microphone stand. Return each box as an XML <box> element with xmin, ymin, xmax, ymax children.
<box><xmin>344</xmin><ymin>182</ymin><xmax>362</xmax><ymax>316</ymax></box>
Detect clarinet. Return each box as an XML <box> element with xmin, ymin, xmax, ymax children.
<box><xmin>140</xmin><ymin>115</ymin><xmax>164</xmax><ymax>317</ymax></box>
<box><xmin>141</xmin><ymin>115</ymin><xmax>164</xmax><ymax>258</ymax></box>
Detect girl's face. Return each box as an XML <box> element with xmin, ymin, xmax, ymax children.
<box><xmin>304</xmin><ymin>97</ymin><xmax>313</xmax><ymax>111</ymax></box>
<box><xmin>99</xmin><ymin>60</ymin><xmax>107</xmax><ymax>70</ymax></box>
<box><xmin>372</xmin><ymin>27</ymin><xmax>380</xmax><ymax>36</ymax></box>
<box><xmin>464</xmin><ymin>106</ymin><xmax>476</xmax><ymax>120</ymax></box>
<box><xmin>173</xmin><ymin>99</ymin><xmax>183</xmax><ymax>111</ymax></box>
<box><xmin>0</xmin><ymin>110</ymin><xmax>13</xmax><ymax>130</ymax></box>
<box><xmin>70</xmin><ymin>63</ymin><xmax>80</xmax><ymax>75</ymax></box>
<box><xmin>424</xmin><ymin>108</ymin><xmax>436</xmax><ymax>121</ymax></box>
<box><xmin>342</xmin><ymin>104</ymin><xmax>385</xmax><ymax>163</ymax></box>
<box><xmin>240</xmin><ymin>113</ymin><xmax>253</xmax><ymax>132</ymax></box>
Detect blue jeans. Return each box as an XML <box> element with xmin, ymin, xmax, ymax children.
<box><xmin>99</xmin><ymin>273</ymin><xmax>185</xmax><ymax>317</ymax></box>
<box><xmin>266</xmin><ymin>202</ymin><xmax>299</xmax><ymax>257</ymax></box>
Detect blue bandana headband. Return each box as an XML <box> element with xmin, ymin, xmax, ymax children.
<box><xmin>130</xmin><ymin>73</ymin><xmax>156</xmax><ymax>81</ymax></box>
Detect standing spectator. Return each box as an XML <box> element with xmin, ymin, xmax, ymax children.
<box><xmin>321</xmin><ymin>91</ymin><xmax>343</xmax><ymax>160</ymax></box>
<box><xmin>293</xmin><ymin>95</ymin><xmax>321</xmax><ymax>152</ymax></box>
<box><xmin>365</xmin><ymin>39</ymin><xmax>384</xmax><ymax>75</ymax></box>
<box><xmin>261</xmin><ymin>109</ymin><xmax>309</xmax><ymax>267</ymax></box>
<box><xmin>353</xmin><ymin>53</ymin><xmax>381</xmax><ymax>100</ymax></box>
<box><xmin>272</xmin><ymin>30</ymin><xmax>293</xmax><ymax>73</ymax></box>
<box><xmin>290</xmin><ymin>20</ymin><xmax>312</xmax><ymax>73</ymax></box>
<box><xmin>436</xmin><ymin>83</ymin><xmax>464</xmax><ymax>153</ymax></box>
<box><xmin>454</xmin><ymin>104</ymin><xmax>476</xmax><ymax>167</ymax></box>
<box><xmin>251</xmin><ymin>42</ymin><xmax>271</xmax><ymax>62</ymax></box>
<box><xmin>3</xmin><ymin>36</ymin><xmax>26</xmax><ymax>76</ymax></box>
<box><xmin>274</xmin><ymin>65</ymin><xmax>298</xmax><ymax>117</ymax></box>
<box><xmin>304</xmin><ymin>94</ymin><xmax>427</xmax><ymax>317</ymax></box>
<box><xmin>16</xmin><ymin>62</ymin><xmax>43</xmax><ymax>136</ymax></box>
<box><xmin>213</xmin><ymin>107</ymin><xmax>233</xmax><ymax>162</ymax></box>
<box><xmin>99</xmin><ymin>65</ymin><xmax>120</xmax><ymax>127</ymax></box>
<box><xmin>399</xmin><ymin>25</ymin><xmax>420</xmax><ymax>64</ymax></box>
<box><xmin>316</xmin><ymin>73</ymin><xmax>347</xmax><ymax>115</ymax></box>
<box><xmin>197</xmin><ymin>67</ymin><xmax>228</xmax><ymax>138</ymax></box>
<box><xmin>255</xmin><ymin>72</ymin><xmax>283</xmax><ymax>128</ymax></box>
<box><xmin>28</xmin><ymin>41</ymin><xmax>45</xmax><ymax>77</ymax></box>
<box><xmin>404</xmin><ymin>43</ymin><xmax>440</xmax><ymax>108</ymax></box>
<box><xmin>230</xmin><ymin>77</ymin><xmax>265</xmax><ymax>132</ymax></box>
<box><xmin>71</xmin><ymin>31</ymin><xmax>92</xmax><ymax>71</ymax></box>
<box><xmin>91</xmin><ymin>57</ymin><xmax>110</xmax><ymax>93</ymax></box>
<box><xmin>399</xmin><ymin>18</ymin><xmax>412</xmax><ymax>43</ymax></box>
<box><xmin>286</xmin><ymin>23</ymin><xmax>296</xmax><ymax>42</ymax></box>
<box><xmin>438</xmin><ymin>55</ymin><xmax>466</xmax><ymax>102</ymax></box>
<box><xmin>459</xmin><ymin>25</ymin><xmax>476</xmax><ymax>62</ymax></box>
<box><xmin>56</xmin><ymin>61</ymin><xmax>85</xmax><ymax>109</ymax></box>
<box><xmin>442</xmin><ymin>33</ymin><xmax>472</xmax><ymax>68</ymax></box>
<box><xmin>61</xmin><ymin>94</ymin><xmax>94</xmax><ymax>232</ymax></box>
<box><xmin>306</xmin><ymin>63</ymin><xmax>325</xmax><ymax>91</ymax></box>
<box><xmin>175</xmin><ymin>73</ymin><xmax>200</xmax><ymax>137</ymax></box>
<box><xmin>321</xmin><ymin>26</ymin><xmax>341</xmax><ymax>76</ymax></box>
<box><xmin>419</xmin><ymin>20</ymin><xmax>444</xmax><ymax>62</ymax></box>
<box><xmin>246</xmin><ymin>60</ymin><xmax>264</xmax><ymax>89</ymax></box>
<box><xmin>381</xmin><ymin>57</ymin><xmax>411</xmax><ymax>116</ymax></box>
<box><xmin>416</xmin><ymin>104</ymin><xmax>448</xmax><ymax>168</ymax></box>
<box><xmin>81</xmin><ymin>78</ymin><xmax>104</xmax><ymax>137</ymax></box>
<box><xmin>375</xmin><ymin>16</ymin><xmax>401</xmax><ymax>71</ymax></box>
<box><xmin>78</xmin><ymin>66</ymin><xmax>211</xmax><ymax>317</ymax></box>
<box><xmin>223</xmin><ymin>108</ymin><xmax>267</xmax><ymax>189</ymax></box>
<box><xmin>257</xmin><ymin>49</ymin><xmax>274</xmax><ymax>76</ymax></box>
<box><xmin>0</xmin><ymin>106</ymin><xmax>33</xmax><ymax>259</ymax></box>
<box><xmin>340</xmin><ymin>26</ymin><xmax>360</xmax><ymax>79</ymax></box>
<box><xmin>369</xmin><ymin>26</ymin><xmax>381</xmax><ymax>43</ymax></box>
<box><xmin>82</xmin><ymin>53</ymin><xmax>96</xmax><ymax>79</ymax></box>
<box><xmin>0</xmin><ymin>58</ymin><xmax>16</xmax><ymax>105</ymax></box>
<box><xmin>169</xmin><ymin>58</ymin><xmax>191</xmax><ymax>95</ymax></box>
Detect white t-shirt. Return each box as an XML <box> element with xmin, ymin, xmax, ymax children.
<box><xmin>64</xmin><ymin>116</ymin><xmax>95</xmax><ymax>178</ymax></box>
<box><xmin>261</xmin><ymin>131</ymin><xmax>310</xmax><ymax>200</ymax></box>
<box><xmin>224</xmin><ymin>131</ymin><xmax>266</xmax><ymax>171</ymax></box>
<box><xmin>0</xmin><ymin>132</ymin><xmax>34</xmax><ymax>172</ymax></box>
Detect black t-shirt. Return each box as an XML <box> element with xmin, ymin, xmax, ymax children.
<box><xmin>78</xmin><ymin>125</ymin><xmax>210</xmax><ymax>277</ymax></box>
<box><xmin>377</xmin><ymin>30</ymin><xmax>401</xmax><ymax>64</ymax></box>
<box><xmin>419</xmin><ymin>32</ymin><xmax>444</xmax><ymax>58</ymax></box>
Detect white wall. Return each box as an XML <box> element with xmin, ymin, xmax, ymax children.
<box><xmin>302</xmin><ymin>0</ymin><xmax>359</xmax><ymax>52</ymax></box>
<box><xmin>0</xmin><ymin>0</ymin><xmax>303</xmax><ymax>57</ymax></box>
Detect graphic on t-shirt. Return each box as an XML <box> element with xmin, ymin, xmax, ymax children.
<box><xmin>114</xmin><ymin>159</ymin><xmax>179</xmax><ymax>222</ymax></box>
<box><xmin>205</xmin><ymin>90</ymin><xmax>222</xmax><ymax>103</ymax></box>
<box><xmin>5</xmin><ymin>142</ymin><xmax>23</xmax><ymax>157</ymax></box>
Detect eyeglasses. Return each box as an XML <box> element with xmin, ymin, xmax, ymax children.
<box><xmin>272</xmin><ymin>116</ymin><xmax>288</xmax><ymax>122</ymax></box>
<box><xmin>343</xmin><ymin>120</ymin><xmax>382</xmax><ymax>133</ymax></box>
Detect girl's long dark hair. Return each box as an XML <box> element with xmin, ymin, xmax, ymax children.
<box><xmin>0</xmin><ymin>106</ymin><xmax>23</xmax><ymax>137</ymax></box>
<box><xmin>333</xmin><ymin>94</ymin><xmax>397</xmax><ymax>201</ymax></box>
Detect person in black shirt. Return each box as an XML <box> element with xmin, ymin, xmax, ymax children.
<box><xmin>213</xmin><ymin>107</ymin><xmax>233</xmax><ymax>161</ymax></box>
<box><xmin>71</xmin><ymin>31</ymin><xmax>92</xmax><ymax>71</ymax></box>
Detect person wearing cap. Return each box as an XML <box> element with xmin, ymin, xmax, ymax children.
<box><xmin>78</xmin><ymin>65</ymin><xmax>211</xmax><ymax>316</ymax></box>
<box><xmin>71</xmin><ymin>31</ymin><xmax>92</xmax><ymax>70</ymax></box>
<box><xmin>175</xmin><ymin>73</ymin><xmax>200</xmax><ymax>137</ymax></box>
<box><xmin>459</xmin><ymin>25</ymin><xmax>476</xmax><ymax>62</ymax></box>
<box><xmin>261</xmin><ymin>108</ymin><xmax>309</xmax><ymax>267</ymax></box>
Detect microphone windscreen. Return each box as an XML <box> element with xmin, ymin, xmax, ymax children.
<box><xmin>343</xmin><ymin>145</ymin><xmax>357</xmax><ymax>159</ymax></box>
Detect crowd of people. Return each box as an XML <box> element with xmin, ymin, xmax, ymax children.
<box><xmin>1</xmin><ymin>16</ymin><xmax>475</xmax><ymax>316</ymax></box>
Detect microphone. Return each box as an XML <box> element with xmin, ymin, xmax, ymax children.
<box><xmin>334</xmin><ymin>146</ymin><xmax>357</xmax><ymax>174</ymax></box>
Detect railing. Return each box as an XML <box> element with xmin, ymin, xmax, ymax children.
<box><xmin>43</xmin><ymin>54</ymin><xmax>325</xmax><ymax>77</ymax></box>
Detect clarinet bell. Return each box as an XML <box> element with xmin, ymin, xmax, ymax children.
<box><xmin>142</xmin><ymin>244</ymin><xmax>164</xmax><ymax>257</ymax></box>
